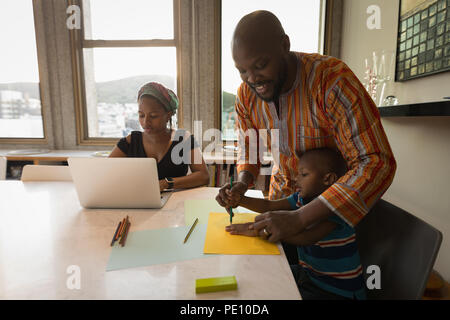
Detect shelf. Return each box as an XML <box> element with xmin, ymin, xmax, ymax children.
<box><xmin>378</xmin><ymin>100</ymin><xmax>450</xmax><ymax>117</ymax></box>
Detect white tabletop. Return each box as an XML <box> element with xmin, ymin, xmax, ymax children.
<box><xmin>0</xmin><ymin>149</ymin><xmax>103</xmax><ymax>158</ymax></box>
<box><xmin>0</xmin><ymin>182</ymin><xmax>301</xmax><ymax>300</ymax></box>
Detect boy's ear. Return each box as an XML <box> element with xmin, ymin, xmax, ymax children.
<box><xmin>323</xmin><ymin>172</ymin><xmax>338</xmax><ymax>186</ymax></box>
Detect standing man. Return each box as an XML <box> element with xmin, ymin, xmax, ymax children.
<box><xmin>216</xmin><ymin>11</ymin><xmax>396</xmax><ymax>243</ymax></box>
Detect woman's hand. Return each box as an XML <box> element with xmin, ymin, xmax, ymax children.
<box><xmin>225</xmin><ymin>222</ymin><xmax>258</xmax><ymax>237</ymax></box>
<box><xmin>159</xmin><ymin>179</ymin><xmax>169</xmax><ymax>191</ymax></box>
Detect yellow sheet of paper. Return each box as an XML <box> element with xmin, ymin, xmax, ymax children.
<box><xmin>203</xmin><ymin>212</ymin><xmax>280</xmax><ymax>255</ymax></box>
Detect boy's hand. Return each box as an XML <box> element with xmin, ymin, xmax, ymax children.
<box><xmin>225</xmin><ymin>222</ymin><xmax>258</xmax><ymax>237</ymax></box>
<box><xmin>216</xmin><ymin>181</ymin><xmax>248</xmax><ymax>209</ymax></box>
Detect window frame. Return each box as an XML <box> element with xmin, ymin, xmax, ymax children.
<box><xmin>216</xmin><ymin>0</ymin><xmax>335</xmax><ymax>142</ymax></box>
<box><xmin>0</xmin><ymin>0</ymin><xmax>49</xmax><ymax>144</ymax></box>
<box><xmin>69</xmin><ymin>0</ymin><xmax>182</xmax><ymax>145</ymax></box>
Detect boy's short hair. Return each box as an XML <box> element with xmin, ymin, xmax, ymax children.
<box><xmin>299</xmin><ymin>148</ymin><xmax>348</xmax><ymax>178</ymax></box>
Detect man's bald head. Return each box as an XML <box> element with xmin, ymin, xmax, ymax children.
<box><xmin>232</xmin><ymin>10</ymin><xmax>286</xmax><ymax>53</ymax></box>
<box><xmin>231</xmin><ymin>11</ymin><xmax>293</xmax><ymax>102</ymax></box>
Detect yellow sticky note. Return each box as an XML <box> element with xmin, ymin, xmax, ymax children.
<box><xmin>196</xmin><ymin>276</ymin><xmax>238</xmax><ymax>294</ymax></box>
<box><xmin>203</xmin><ymin>212</ymin><xmax>280</xmax><ymax>255</ymax></box>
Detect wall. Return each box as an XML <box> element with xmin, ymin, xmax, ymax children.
<box><xmin>341</xmin><ymin>0</ymin><xmax>450</xmax><ymax>281</ymax></box>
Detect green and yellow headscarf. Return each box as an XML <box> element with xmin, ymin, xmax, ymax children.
<box><xmin>137</xmin><ymin>82</ymin><xmax>179</xmax><ymax>113</ymax></box>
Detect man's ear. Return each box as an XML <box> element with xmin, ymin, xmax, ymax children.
<box><xmin>281</xmin><ymin>34</ymin><xmax>290</xmax><ymax>54</ymax></box>
<box><xmin>323</xmin><ymin>172</ymin><xmax>338</xmax><ymax>186</ymax></box>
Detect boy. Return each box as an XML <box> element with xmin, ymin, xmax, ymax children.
<box><xmin>219</xmin><ymin>148</ymin><xmax>366</xmax><ymax>300</ymax></box>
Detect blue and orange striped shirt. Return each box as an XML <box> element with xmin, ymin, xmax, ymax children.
<box><xmin>236</xmin><ymin>52</ymin><xmax>396</xmax><ymax>227</ymax></box>
<box><xmin>288</xmin><ymin>193</ymin><xmax>366</xmax><ymax>299</ymax></box>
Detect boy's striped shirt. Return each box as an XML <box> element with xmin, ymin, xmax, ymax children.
<box><xmin>288</xmin><ymin>193</ymin><xmax>366</xmax><ymax>299</ymax></box>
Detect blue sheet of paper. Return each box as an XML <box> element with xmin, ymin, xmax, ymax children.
<box><xmin>106</xmin><ymin>224</ymin><xmax>209</xmax><ymax>271</ymax></box>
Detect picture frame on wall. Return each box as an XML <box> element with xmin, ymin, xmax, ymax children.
<box><xmin>395</xmin><ymin>0</ymin><xmax>450</xmax><ymax>82</ymax></box>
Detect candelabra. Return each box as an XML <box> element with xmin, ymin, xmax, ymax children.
<box><xmin>364</xmin><ymin>50</ymin><xmax>396</xmax><ymax>106</ymax></box>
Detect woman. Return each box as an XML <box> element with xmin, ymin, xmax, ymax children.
<box><xmin>109</xmin><ymin>82</ymin><xmax>209</xmax><ymax>191</ymax></box>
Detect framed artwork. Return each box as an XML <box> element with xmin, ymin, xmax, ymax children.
<box><xmin>396</xmin><ymin>0</ymin><xmax>450</xmax><ymax>81</ymax></box>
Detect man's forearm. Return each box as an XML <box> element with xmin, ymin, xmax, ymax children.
<box><xmin>282</xmin><ymin>220</ymin><xmax>337</xmax><ymax>246</ymax></box>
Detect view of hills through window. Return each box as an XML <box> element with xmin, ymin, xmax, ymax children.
<box><xmin>81</xmin><ymin>0</ymin><xmax>177</xmax><ymax>138</ymax></box>
<box><xmin>0</xmin><ymin>75</ymin><xmax>176</xmax><ymax>138</ymax></box>
<box><xmin>90</xmin><ymin>74</ymin><xmax>176</xmax><ymax>138</ymax></box>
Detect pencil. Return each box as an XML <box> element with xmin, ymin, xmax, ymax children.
<box><xmin>183</xmin><ymin>218</ymin><xmax>199</xmax><ymax>244</ymax></box>
<box><xmin>110</xmin><ymin>221</ymin><xmax>122</xmax><ymax>246</ymax></box>
<box><xmin>116</xmin><ymin>218</ymin><xmax>126</xmax><ymax>240</ymax></box>
<box><xmin>118</xmin><ymin>216</ymin><xmax>129</xmax><ymax>241</ymax></box>
<box><xmin>229</xmin><ymin>176</ymin><xmax>233</xmax><ymax>224</ymax></box>
<box><xmin>120</xmin><ymin>221</ymin><xmax>131</xmax><ymax>247</ymax></box>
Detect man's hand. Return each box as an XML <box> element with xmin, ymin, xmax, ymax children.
<box><xmin>216</xmin><ymin>181</ymin><xmax>248</xmax><ymax>209</ymax></box>
<box><xmin>250</xmin><ymin>210</ymin><xmax>305</xmax><ymax>243</ymax></box>
<box><xmin>225</xmin><ymin>222</ymin><xmax>258</xmax><ymax>237</ymax></box>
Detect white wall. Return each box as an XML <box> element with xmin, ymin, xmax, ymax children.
<box><xmin>341</xmin><ymin>0</ymin><xmax>450</xmax><ymax>104</ymax></box>
<box><xmin>341</xmin><ymin>0</ymin><xmax>450</xmax><ymax>281</ymax></box>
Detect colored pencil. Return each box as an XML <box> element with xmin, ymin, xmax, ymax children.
<box><xmin>110</xmin><ymin>221</ymin><xmax>122</xmax><ymax>246</ymax></box>
<box><xmin>229</xmin><ymin>176</ymin><xmax>233</xmax><ymax>224</ymax></box>
<box><xmin>118</xmin><ymin>216</ymin><xmax>129</xmax><ymax>241</ymax></box>
<box><xmin>183</xmin><ymin>218</ymin><xmax>199</xmax><ymax>244</ymax></box>
<box><xmin>116</xmin><ymin>218</ymin><xmax>126</xmax><ymax>240</ymax></box>
<box><xmin>120</xmin><ymin>221</ymin><xmax>131</xmax><ymax>247</ymax></box>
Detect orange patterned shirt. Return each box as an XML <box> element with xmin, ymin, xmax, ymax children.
<box><xmin>235</xmin><ymin>52</ymin><xmax>396</xmax><ymax>227</ymax></box>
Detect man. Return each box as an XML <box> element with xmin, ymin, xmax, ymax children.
<box><xmin>216</xmin><ymin>11</ymin><xmax>396</xmax><ymax>244</ymax></box>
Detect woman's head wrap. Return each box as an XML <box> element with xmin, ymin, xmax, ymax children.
<box><xmin>137</xmin><ymin>82</ymin><xmax>179</xmax><ymax>113</ymax></box>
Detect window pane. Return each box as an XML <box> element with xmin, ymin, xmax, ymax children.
<box><xmin>0</xmin><ymin>0</ymin><xmax>44</xmax><ymax>138</ymax></box>
<box><xmin>83</xmin><ymin>0</ymin><xmax>173</xmax><ymax>40</ymax></box>
<box><xmin>83</xmin><ymin>47</ymin><xmax>177</xmax><ymax>138</ymax></box>
<box><xmin>221</xmin><ymin>0</ymin><xmax>323</xmax><ymax>140</ymax></box>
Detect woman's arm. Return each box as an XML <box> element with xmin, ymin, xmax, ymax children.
<box><xmin>109</xmin><ymin>146</ymin><xmax>126</xmax><ymax>157</ymax></box>
<box><xmin>108</xmin><ymin>135</ymin><xmax>130</xmax><ymax>158</ymax></box>
<box><xmin>162</xmin><ymin>147</ymin><xmax>209</xmax><ymax>189</ymax></box>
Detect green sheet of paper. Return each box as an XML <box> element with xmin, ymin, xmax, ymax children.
<box><xmin>106</xmin><ymin>224</ymin><xmax>209</xmax><ymax>271</ymax></box>
<box><xmin>184</xmin><ymin>199</ymin><xmax>257</xmax><ymax>226</ymax></box>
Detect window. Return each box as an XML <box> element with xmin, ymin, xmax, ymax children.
<box><xmin>0</xmin><ymin>0</ymin><xmax>45</xmax><ymax>139</ymax></box>
<box><xmin>73</xmin><ymin>0</ymin><xmax>179</xmax><ymax>141</ymax></box>
<box><xmin>221</xmin><ymin>0</ymin><xmax>325</xmax><ymax>140</ymax></box>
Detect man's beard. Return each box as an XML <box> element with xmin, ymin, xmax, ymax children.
<box><xmin>251</xmin><ymin>59</ymin><xmax>288</xmax><ymax>103</ymax></box>
<box><xmin>271</xmin><ymin>63</ymin><xmax>287</xmax><ymax>102</ymax></box>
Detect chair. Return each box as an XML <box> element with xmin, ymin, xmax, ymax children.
<box><xmin>21</xmin><ymin>165</ymin><xmax>72</xmax><ymax>181</ymax></box>
<box><xmin>355</xmin><ymin>199</ymin><xmax>442</xmax><ymax>300</ymax></box>
<box><xmin>0</xmin><ymin>156</ymin><xmax>6</xmax><ymax>180</ymax></box>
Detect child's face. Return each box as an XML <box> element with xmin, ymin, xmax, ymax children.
<box><xmin>295</xmin><ymin>160</ymin><xmax>328</xmax><ymax>201</ymax></box>
<box><xmin>138</xmin><ymin>96</ymin><xmax>172</xmax><ymax>134</ymax></box>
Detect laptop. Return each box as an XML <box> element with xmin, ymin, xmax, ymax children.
<box><xmin>68</xmin><ymin>157</ymin><xmax>172</xmax><ymax>209</ymax></box>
